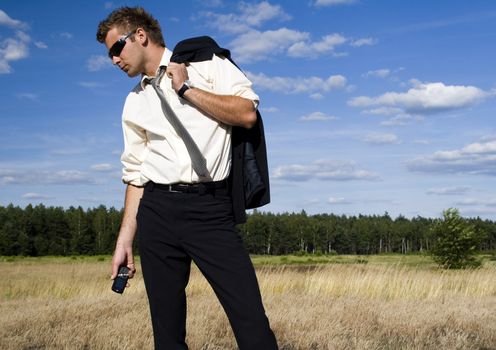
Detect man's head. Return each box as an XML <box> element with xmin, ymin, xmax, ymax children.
<box><xmin>96</xmin><ymin>7</ymin><xmax>165</xmax><ymax>77</ymax></box>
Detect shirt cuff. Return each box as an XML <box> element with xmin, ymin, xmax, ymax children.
<box><xmin>122</xmin><ymin>171</ymin><xmax>145</xmax><ymax>187</ymax></box>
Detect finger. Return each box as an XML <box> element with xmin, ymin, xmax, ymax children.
<box><xmin>127</xmin><ymin>263</ymin><xmax>136</xmax><ymax>278</ymax></box>
<box><xmin>110</xmin><ymin>264</ymin><xmax>119</xmax><ymax>280</ymax></box>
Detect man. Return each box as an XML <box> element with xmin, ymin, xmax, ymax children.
<box><xmin>96</xmin><ymin>7</ymin><xmax>278</xmax><ymax>350</ymax></box>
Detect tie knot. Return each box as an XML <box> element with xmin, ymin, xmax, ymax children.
<box><xmin>144</xmin><ymin>66</ymin><xmax>166</xmax><ymax>86</ymax></box>
<box><xmin>157</xmin><ymin>65</ymin><xmax>166</xmax><ymax>76</ymax></box>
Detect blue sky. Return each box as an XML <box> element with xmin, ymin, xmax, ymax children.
<box><xmin>1</xmin><ymin>0</ymin><xmax>495</xmax><ymax>219</ymax></box>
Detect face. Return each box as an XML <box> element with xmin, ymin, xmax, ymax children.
<box><xmin>104</xmin><ymin>27</ymin><xmax>144</xmax><ymax>77</ymax></box>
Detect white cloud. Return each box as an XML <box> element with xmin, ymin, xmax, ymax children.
<box><xmin>34</xmin><ymin>41</ymin><xmax>48</xmax><ymax>49</ymax></box>
<box><xmin>200</xmin><ymin>3</ymin><xmax>369</xmax><ymax>62</ymax></box>
<box><xmin>348</xmin><ymin>80</ymin><xmax>491</xmax><ymax>115</ymax></box>
<box><xmin>300</xmin><ymin>112</ymin><xmax>337</xmax><ymax>121</ymax></box>
<box><xmin>350</xmin><ymin>37</ymin><xmax>377</xmax><ymax>47</ymax></box>
<box><xmin>17</xmin><ymin>93</ymin><xmax>39</xmax><ymax>101</ymax></box>
<box><xmin>60</xmin><ymin>32</ymin><xmax>73</xmax><ymax>39</ymax></box>
<box><xmin>394</xmin><ymin>12</ymin><xmax>495</xmax><ymax>34</ymax></box>
<box><xmin>201</xmin><ymin>0</ymin><xmax>223</xmax><ymax>7</ymax></box>
<box><xmin>230</xmin><ymin>28</ymin><xmax>309</xmax><ymax>63</ymax></box>
<box><xmin>0</xmin><ymin>11</ymin><xmax>31</xmax><ymax>74</ymax></box>
<box><xmin>90</xmin><ymin>163</ymin><xmax>114</xmax><ymax>172</ymax></box>
<box><xmin>310</xmin><ymin>93</ymin><xmax>324</xmax><ymax>100</ymax></box>
<box><xmin>240</xmin><ymin>1</ymin><xmax>291</xmax><ymax>27</ymax></box>
<box><xmin>0</xmin><ymin>60</ymin><xmax>10</xmax><ymax>73</ymax></box>
<box><xmin>0</xmin><ymin>169</ymin><xmax>97</xmax><ymax>185</ymax></box>
<box><xmin>230</xmin><ymin>29</ymin><xmax>353</xmax><ymax>62</ymax></box>
<box><xmin>333</xmin><ymin>52</ymin><xmax>349</xmax><ymax>58</ymax></box>
<box><xmin>0</xmin><ymin>10</ymin><xmax>27</xmax><ymax>29</ymax></box>
<box><xmin>363</xmin><ymin>69</ymin><xmax>390</xmax><ymax>79</ymax></box>
<box><xmin>1</xmin><ymin>38</ymin><xmax>29</xmax><ymax>61</ymax></box>
<box><xmin>200</xmin><ymin>2</ymin><xmax>290</xmax><ymax>34</ymax></box>
<box><xmin>459</xmin><ymin>207</ymin><xmax>496</xmax><ymax>218</ymax></box>
<box><xmin>426</xmin><ymin>186</ymin><xmax>471</xmax><ymax>195</ymax></box>
<box><xmin>486</xmin><ymin>200</ymin><xmax>496</xmax><ymax>207</ymax></box>
<box><xmin>78</xmin><ymin>81</ymin><xmax>106</xmax><ymax>89</ymax></box>
<box><xmin>380</xmin><ymin>116</ymin><xmax>409</xmax><ymax>126</ymax></box>
<box><xmin>364</xmin><ymin>107</ymin><xmax>403</xmax><ymax>115</ymax></box>
<box><xmin>0</xmin><ymin>37</ymin><xmax>30</xmax><ymax>74</ymax></box>
<box><xmin>261</xmin><ymin>106</ymin><xmax>279</xmax><ymax>113</ymax></box>
<box><xmin>51</xmin><ymin>148</ymin><xmax>88</xmax><ymax>156</ymax></box>
<box><xmin>380</xmin><ymin>115</ymin><xmax>424</xmax><ymax>126</ymax></box>
<box><xmin>273</xmin><ymin>159</ymin><xmax>380</xmax><ymax>182</ymax></box>
<box><xmin>413</xmin><ymin>139</ymin><xmax>430</xmax><ymax>145</ymax></box>
<box><xmin>16</xmin><ymin>30</ymin><xmax>30</xmax><ymax>43</ymax></box>
<box><xmin>453</xmin><ymin>198</ymin><xmax>496</xmax><ymax>207</ymax></box>
<box><xmin>314</xmin><ymin>0</ymin><xmax>357</xmax><ymax>6</ymax></box>
<box><xmin>361</xmin><ymin>133</ymin><xmax>400</xmax><ymax>145</ymax></box>
<box><xmin>86</xmin><ymin>55</ymin><xmax>112</xmax><ymax>72</ymax></box>
<box><xmin>328</xmin><ymin>197</ymin><xmax>352</xmax><ymax>204</ymax></box>
<box><xmin>463</xmin><ymin>140</ymin><xmax>496</xmax><ymax>154</ymax></box>
<box><xmin>247</xmin><ymin>71</ymin><xmax>347</xmax><ymax>95</ymax></box>
<box><xmin>22</xmin><ymin>193</ymin><xmax>54</xmax><ymax>200</ymax></box>
<box><xmin>288</xmin><ymin>33</ymin><xmax>347</xmax><ymax>58</ymax></box>
<box><xmin>407</xmin><ymin>137</ymin><xmax>496</xmax><ymax>176</ymax></box>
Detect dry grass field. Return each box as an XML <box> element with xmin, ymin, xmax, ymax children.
<box><xmin>1</xmin><ymin>255</ymin><xmax>495</xmax><ymax>350</ymax></box>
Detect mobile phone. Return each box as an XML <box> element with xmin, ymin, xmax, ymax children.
<box><xmin>111</xmin><ymin>266</ymin><xmax>130</xmax><ymax>294</ymax></box>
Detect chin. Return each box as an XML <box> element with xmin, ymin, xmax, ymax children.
<box><xmin>126</xmin><ymin>70</ymin><xmax>140</xmax><ymax>78</ymax></box>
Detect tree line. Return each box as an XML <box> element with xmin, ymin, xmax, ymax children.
<box><xmin>0</xmin><ymin>204</ymin><xmax>494</xmax><ymax>256</ymax></box>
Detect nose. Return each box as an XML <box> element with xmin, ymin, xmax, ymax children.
<box><xmin>112</xmin><ymin>56</ymin><xmax>121</xmax><ymax>65</ymax></box>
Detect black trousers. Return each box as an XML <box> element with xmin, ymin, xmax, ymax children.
<box><xmin>137</xmin><ymin>183</ymin><xmax>278</xmax><ymax>350</ymax></box>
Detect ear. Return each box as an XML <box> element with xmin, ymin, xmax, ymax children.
<box><xmin>134</xmin><ymin>28</ymin><xmax>148</xmax><ymax>46</ymax></box>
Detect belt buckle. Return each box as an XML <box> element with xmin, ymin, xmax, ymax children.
<box><xmin>168</xmin><ymin>184</ymin><xmax>181</xmax><ymax>193</ymax></box>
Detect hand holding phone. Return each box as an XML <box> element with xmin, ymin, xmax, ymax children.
<box><xmin>111</xmin><ymin>266</ymin><xmax>130</xmax><ymax>294</ymax></box>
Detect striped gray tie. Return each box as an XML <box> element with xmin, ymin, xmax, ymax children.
<box><xmin>145</xmin><ymin>66</ymin><xmax>211</xmax><ymax>181</ymax></box>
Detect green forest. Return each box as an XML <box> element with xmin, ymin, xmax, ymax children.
<box><xmin>0</xmin><ymin>203</ymin><xmax>495</xmax><ymax>256</ymax></box>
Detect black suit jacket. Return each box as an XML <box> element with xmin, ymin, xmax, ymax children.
<box><xmin>170</xmin><ymin>36</ymin><xmax>270</xmax><ymax>224</ymax></box>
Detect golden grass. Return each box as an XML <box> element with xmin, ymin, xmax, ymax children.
<box><xmin>1</xmin><ymin>257</ymin><xmax>495</xmax><ymax>349</ymax></box>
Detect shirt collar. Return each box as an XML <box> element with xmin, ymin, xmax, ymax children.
<box><xmin>140</xmin><ymin>48</ymin><xmax>172</xmax><ymax>90</ymax></box>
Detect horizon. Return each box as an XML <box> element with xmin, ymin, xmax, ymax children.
<box><xmin>1</xmin><ymin>201</ymin><xmax>492</xmax><ymax>222</ymax></box>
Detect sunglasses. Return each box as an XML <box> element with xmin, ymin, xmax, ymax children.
<box><xmin>108</xmin><ymin>30</ymin><xmax>135</xmax><ymax>59</ymax></box>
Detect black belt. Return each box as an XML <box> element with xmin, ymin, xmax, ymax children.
<box><xmin>147</xmin><ymin>180</ymin><xmax>228</xmax><ymax>194</ymax></box>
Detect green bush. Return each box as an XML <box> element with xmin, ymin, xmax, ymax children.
<box><xmin>430</xmin><ymin>208</ymin><xmax>484</xmax><ymax>269</ymax></box>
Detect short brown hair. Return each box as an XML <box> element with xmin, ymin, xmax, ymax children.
<box><xmin>96</xmin><ymin>7</ymin><xmax>165</xmax><ymax>47</ymax></box>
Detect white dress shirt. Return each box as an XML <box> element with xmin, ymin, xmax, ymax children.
<box><xmin>120</xmin><ymin>48</ymin><xmax>259</xmax><ymax>186</ymax></box>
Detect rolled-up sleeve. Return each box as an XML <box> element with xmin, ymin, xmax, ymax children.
<box><xmin>120</xmin><ymin>96</ymin><xmax>148</xmax><ymax>186</ymax></box>
<box><xmin>211</xmin><ymin>54</ymin><xmax>259</xmax><ymax>107</ymax></box>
